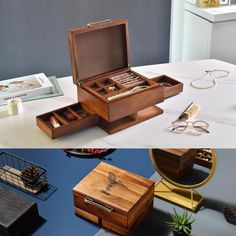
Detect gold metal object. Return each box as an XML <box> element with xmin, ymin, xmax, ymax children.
<box><xmin>87</xmin><ymin>19</ymin><xmax>112</xmax><ymax>27</ymax></box>
<box><xmin>106</xmin><ymin>172</ymin><xmax>120</xmax><ymax>191</ymax></box>
<box><xmin>84</xmin><ymin>197</ymin><xmax>113</xmax><ymax>212</ymax></box>
<box><xmin>170</xmin><ymin>120</ymin><xmax>210</xmax><ymax>134</ymax></box>
<box><xmin>198</xmin><ymin>0</ymin><xmax>220</xmax><ymax>7</ymax></box>
<box><xmin>154</xmin><ymin>178</ymin><xmax>204</xmax><ymax>212</ymax></box>
<box><xmin>149</xmin><ymin>149</ymin><xmax>217</xmax><ymax>212</ymax></box>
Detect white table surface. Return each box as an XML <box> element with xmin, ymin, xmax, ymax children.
<box><xmin>1</xmin><ymin>59</ymin><xmax>236</xmax><ymax>148</ymax></box>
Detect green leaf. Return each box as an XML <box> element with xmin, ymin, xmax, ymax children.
<box><xmin>183</xmin><ymin>227</ymin><xmax>191</xmax><ymax>235</ymax></box>
<box><xmin>183</xmin><ymin>210</ymin><xmax>187</xmax><ymax>221</ymax></box>
<box><xmin>189</xmin><ymin>219</ymin><xmax>195</xmax><ymax>224</ymax></box>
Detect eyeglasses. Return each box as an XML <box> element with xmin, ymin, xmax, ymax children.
<box><xmin>170</xmin><ymin>120</ymin><xmax>210</xmax><ymax>133</ymax></box>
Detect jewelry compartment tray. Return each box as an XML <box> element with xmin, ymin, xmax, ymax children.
<box><xmin>152</xmin><ymin>75</ymin><xmax>183</xmax><ymax>99</ymax></box>
<box><xmin>36</xmin><ymin>103</ymin><xmax>100</xmax><ymax>139</ymax></box>
<box><xmin>194</xmin><ymin>149</ymin><xmax>213</xmax><ymax>169</ymax></box>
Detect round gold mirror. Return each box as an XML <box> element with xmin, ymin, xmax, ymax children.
<box><xmin>150</xmin><ymin>149</ymin><xmax>216</xmax><ymax>212</ymax></box>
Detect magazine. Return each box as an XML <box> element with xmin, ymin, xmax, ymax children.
<box><xmin>0</xmin><ymin>73</ymin><xmax>53</xmax><ymax>105</ymax></box>
<box><xmin>23</xmin><ymin>76</ymin><xmax>64</xmax><ymax>102</ymax></box>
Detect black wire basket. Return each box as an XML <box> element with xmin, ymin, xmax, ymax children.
<box><xmin>0</xmin><ymin>152</ymin><xmax>49</xmax><ymax>198</ymax></box>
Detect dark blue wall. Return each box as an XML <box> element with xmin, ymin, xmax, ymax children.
<box><xmin>0</xmin><ymin>149</ymin><xmax>156</xmax><ymax>236</ymax></box>
<box><xmin>0</xmin><ymin>0</ymin><xmax>171</xmax><ymax>80</ymax></box>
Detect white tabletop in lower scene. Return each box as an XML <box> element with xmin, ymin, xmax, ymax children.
<box><xmin>1</xmin><ymin>59</ymin><xmax>236</xmax><ymax>148</ymax></box>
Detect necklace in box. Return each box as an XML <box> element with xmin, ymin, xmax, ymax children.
<box><xmin>36</xmin><ymin>19</ymin><xmax>183</xmax><ymax>139</ymax></box>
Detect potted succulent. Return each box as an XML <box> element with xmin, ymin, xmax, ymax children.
<box><xmin>166</xmin><ymin>208</ymin><xmax>195</xmax><ymax>236</ymax></box>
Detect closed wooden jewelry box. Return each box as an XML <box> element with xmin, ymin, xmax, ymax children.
<box><xmin>36</xmin><ymin>18</ymin><xmax>183</xmax><ymax>139</ymax></box>
<box><xmin>153</xmin><ymin>149</ymin><xmax>198</xmax><ymax>181</ymax></box>
<box><xmin>72</xmin><ymin>162</ymin><xmax>154</xmax><ymax>236</ymax></box>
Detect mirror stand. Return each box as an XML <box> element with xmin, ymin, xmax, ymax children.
<box><xmin>154</xmin><ymin>178</ymin><xmax>204</xmax><ymax>212</ymax></box>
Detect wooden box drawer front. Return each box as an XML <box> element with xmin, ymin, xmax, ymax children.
<box><xmin>73</xmin><ymin>193</ymin><xmax>128</xmax><ymax>228</ymax></box>
<box><xmin>74</xmin><ymin>204</ymin><xmax>153</xmax><ymax>236</ymax></box>
<box><xmin>75</xmin><ymin>207</ymin><xmax>130</xmax><ymax>236</ymax></box>
<box><xmin>108</xmin><ymin>85</ymin><xmax>164</xmax><ymax>122</ymax></box>
<box><xmin>79</xmin><ymin>84</ymin><xmax>164</xmax><ymax>122</ymax></box>
<box><xmin>102</xmin><ymin>219</ymin><xmax>130</xmax><ymax>236</ymax></box>
<box><xmin>36</xmin><ymin>103</ymin><xmax>99</xmax><ymax>139</ymax></box>
<box><xmin>102</xmin><ymin>199</ymin><xmax>153</xmax><ymax>236</ymax></box>
<box><xmin>75</xmin><ymin>207</ymin><xmax>99</xmax><ymax>224</ymax></box>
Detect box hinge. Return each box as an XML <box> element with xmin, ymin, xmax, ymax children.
<box><xmin>77</xmin><ymin>79</ymin><xmax>81</xmax><ymax>87</ymax></box>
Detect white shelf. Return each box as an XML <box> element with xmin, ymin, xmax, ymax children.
<box><xmin>185</xmin><ymin>2</ymin><xmax>236</xmax><ymax>22</ymax></box>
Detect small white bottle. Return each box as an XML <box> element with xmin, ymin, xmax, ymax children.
<box><xmin>7</xmin><ymin>98</ymin><xmax>23</xmax><ymax>115</ymax></box>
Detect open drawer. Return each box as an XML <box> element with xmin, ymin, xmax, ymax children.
<box><xmin>36</xmin><ymin>103</ymin><xmax>100</xmax><ymax>139</ymax></box>
<box><xmin>152</xmin><ymin>75</ymin><xmax>183</xmax><ymax>99</ymax></box>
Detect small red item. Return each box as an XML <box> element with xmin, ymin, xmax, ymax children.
<box><xmin>50</xmin><ymin>116</ymin><xmax>60</xmax><ymax>128</ymax></box>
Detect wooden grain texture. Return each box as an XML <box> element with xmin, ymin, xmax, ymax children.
<box><xmin>73</xmin><ymin>162</ymin><xmax>154</xmax><ymax>235</ymax></box>
<box><xmin>157</xmin><ymin>149</ymin><xmax>197</xmax><ymax>159</ymax></box>
<box><xmin>152</xmin><ymin>149</ymin><xmax>198</xmax><ymax>181</ymax></box>
<box><xmin>78</xmin><ymin>80</ymin><xmax>164</xmax><ymax>122</ymax></box>
<box><xmin>36</xmin><ymin>103</ymin><xmax>100</xmax><ymax>139</ymax></box>
<box><xmin>99</xmin><ymin>106</ymin><xmax>163</xmax><ymax>134</ymax></box>
<box><xmin>69</xmin><ymin>18</ymin><xmax>165</xmax><ymax>125</ymax></box>
<box><xmin>107</xmin><ymin>83</ymin><xmax>163</xmax><ymax>122</ymax></box>
<box><xmin>75</xmin><ymin>199</ymin><xmax>153</xmax><ymax>236</ymax></box>
<box><xmin>68</xmin><ymin>19</ymin><xmax>130</xmax><ymax>85</ymax></box>
<box><xmin>73</xmin><ymin>162</ymin><xmax>153</xmax><ymax>212</ymax></box>
<box><xmin>38</xmin><ymin>19</ymin><xmax>183</xmax><ymax>139</ymax></box>
<box><xmin>152</xmin><ymin>75</ymin><xmax>183</xmax><ymax>99</ymax></box>
<box><xmin>74</xmin><ymin>192</ymin><xmax>128</xmax><ymax>228</ymax></box>
<box><xmin>75</xmin><ymin>207</ymin><xmax>99</xmax><ymax>224</ymax></box>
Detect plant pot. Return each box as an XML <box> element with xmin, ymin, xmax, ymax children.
<box><xmin>172</xmin><ymin>230</ymin><xmax>188</xmax><ymax>236</ymax></box>
<box><xmin>172</xmin><ymin>225</ymin><xmax>192</xmax><ymax>236</ymax></box>
<box><xmin>172</xmin><ymin>230</ymin><xmax>189</xmax><ymax>236</ymax></box>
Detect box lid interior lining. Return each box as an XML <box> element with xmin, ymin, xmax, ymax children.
<box><xmin>74</xmin><ymin>23</ymin><xmax>129</xmax><ymax>82</ymax></box>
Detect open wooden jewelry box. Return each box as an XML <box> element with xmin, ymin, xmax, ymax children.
<box><xmin>36</xmin><ymin>19</ymin><xmax>183</xmax><ymax>139</ymax></box>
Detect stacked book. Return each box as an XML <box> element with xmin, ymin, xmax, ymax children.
<box><xmin>0</xmin><ymin>73</ymin><xmax>63</xmax><ymax>105</ymax></box>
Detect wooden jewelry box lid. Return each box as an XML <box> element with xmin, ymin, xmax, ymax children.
<box><xmin>68</xmin><ymin>19</ymin><xmax>130</xmax><ymax>86</ymax></box>
<box><xmin>73</xmin><ymin>162</ymin><xmax>154</xmax><ymax>213</ymax></box>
